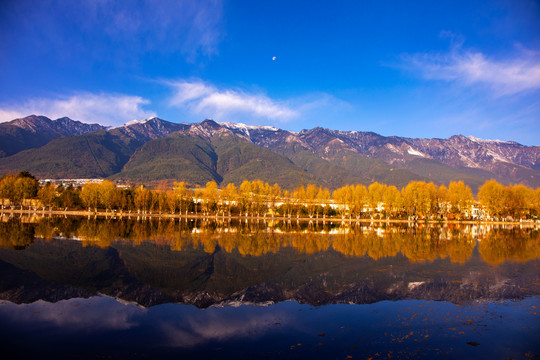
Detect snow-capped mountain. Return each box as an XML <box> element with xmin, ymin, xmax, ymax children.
<box><xmin>207</xmin><ymin>122</ymin><xmax>540</xmax><ymax>181</ymax></box>
<box><xmin>110</xmin><ymin>116</ymin><xmax>189</xmax><ymax>141</ymax></box>
<box><xmin>1</xmin><ymin>115</ymin><xmax>539</xmax><ymax>189</ymax></box>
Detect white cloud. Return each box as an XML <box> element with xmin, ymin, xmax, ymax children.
<box><xmin>0</xmin><ymin>92</ymin><xmax>156</xmax><ymax>125</ymax></box>
<box><xmin>403</xmin><ymin>46</ymin><xmax>540</xmax><ymax>96</ymax></box>
<box><xmin>168</xmin><ymin>80</ymin><xmax>299</xmax><ymax>122</ymax></box>
<box><xmin>0</xmin><ymin>110</ymin><xmax>25</xmax><ymax>122</ymax></box>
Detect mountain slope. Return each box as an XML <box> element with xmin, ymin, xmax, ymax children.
<box><xmin>0</xmin><ymin>130</ymin><xmax>138</xmax><ymax>178</ymax></box>
<box><xmin>0</xmin><ymin>117</ymin><xmax>183</xmax><ymax>178</ymax></box>
<box><xmin>212</xmin><ymin>135</ymin><xmax>314</xmax><ymax>188</ymax></box>
<box><xmin>0</xmin><ymin>115</ymin><xmax>105</xmax><ymax>158</ymax></box>
<box><xmin>226</xmin><ymin>123</ymin><xmax>540</xmax><ymax>188</ymax></box>
<box><xmin>233</xmin><ymin>124</ymin><xmax>423</xmax><ymax>188</ymax></box>
<box><xmin>111</xmin><ymin>134</ymin><xmax>221</xmax><ymax>184</ymax></box>
<box><xmin>293</xmin><ymin>128</ymin><xmax>540</xmax><ymax>187</ymax></box>
<box><xmin>109</xmin><ymin>116</ymin><xmax>189</xmax><ymax>141</ymax></box>
<box><xmin>113</xmin><ymin>122</ymin><xmax>315</xmax><ymax>188</ymax></box>
<box><xmin>1</xmin><ymin>115</ymin><xmax>539</xmax><ymax>189</ymax></box>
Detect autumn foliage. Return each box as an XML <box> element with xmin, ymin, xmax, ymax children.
<box><xmin>1</xmin><ymin>172</ymin><xmax>539</xmax><ymax>220</ymax></box>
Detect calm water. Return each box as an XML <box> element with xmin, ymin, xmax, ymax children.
<box><xmin>0</xmin><ymin>217</ymin><xmax>539</xmax><ymax>359</ymax></box>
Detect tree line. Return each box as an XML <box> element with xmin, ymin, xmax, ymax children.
<box><xmin>1</xmin><ymin>172</ymin><xmax>539</xmax><ymax>220</ymax></box>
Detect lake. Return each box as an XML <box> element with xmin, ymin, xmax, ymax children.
<box><xmin>0</xmin><ymin>216</ymin><xmax>539</xmax><ymax>359</ymax></box>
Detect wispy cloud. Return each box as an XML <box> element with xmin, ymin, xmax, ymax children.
<box><xmin>402</xmin><ymin>44</ymin><xmax>540</xmax><ymax>96</ymax></box>
<box><xmin>167</xmin><ymin>80</ymin><xmax>299</xmax><ymax>122</ymax></box>
<box><xmin>0</xmin><ymin>92</ymin><xmax>156</xmax><ymax>125</ymax></box>
<box><xmin>91</xmin><ymin>0</ymin><xmax>224</xmax><ymax>58</ymax></box>
<box><xmin>1</xmin><ymin>0</ymin><xmax>224</xmax><ymax>61</ymax></box>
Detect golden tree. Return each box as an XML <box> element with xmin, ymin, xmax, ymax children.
<box><xmin>173</xmin><ymin>181</ymin><xmax>188</xmax><ymax>214</ymax></box>
<box><xmin>238</xmin><ymin>180</ymin><xmax>252</xmax><ymax>214</ymax></box>
<box><xmin>447</xmin><ymin>181</ymin><xmax>473</xmax><ymax>217</ymax></box>
<box><xmin>0</xmin><ymin>174</ymin><xmax>17</xmax><ymax>206</ymax></box>
<box><xmin>368</xmin><ymin>182</ymin><xmax>385</xmax><ymax>213</ymax></box>
<box><xmin>98</xmin><ymin>180</ymin><xmax>117</xmax><ymax>210</ymax></box>
<box><xmin>508</xmin><ymin>184</ymin><xmax>534</xmax><ymax>218</ymax></box>
<box><xmin>38</xmin><ymin>182</ymin><xmax>56</xmax><ymax>207</ymax></box>
<box><xmin>478</xmin><ymin>180</ymin><xmax>504</xmax><ymax>218</ymax></box>
<box><xmin>352</xmin><ymin>184</ymin><xmax>368</xmax><ymax>217</ymax></box>
<box><xmin>80</xmin><ymin>182</ymin><xmax>101</xmax><ymax>210</ymax></box>
<box><xmin>221</xmin><ymin>182</ymin><xmax>238</xmax><ymax>215</ymax></box>
<box><xmin>316</xmin><ymin>187</ymin><xmax>331</xmax><ymax>216</ymax></box>
<box><xmin>383</xmin><ymin>185</ymin><xmax>401</xmax><ymax>217</ymax></box>
<box><xmin>202</xmin><ymin>181</ymin><xmax>219</xmax><ymax>214</ymax></box>
<box><xmin>134</xmin><ymin>185</ymin><xmax>152</xmax><ymax>212</ymax></box>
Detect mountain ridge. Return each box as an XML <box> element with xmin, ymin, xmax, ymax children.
<box><xmin>0</xmin><ymin>115</ymin><xmax>105</xmax><ymax>158</ymax></box>
<box><xmin>0</xmin><ymin>115</ymin><xmax>538</xmax><ymax>190</ymax></box>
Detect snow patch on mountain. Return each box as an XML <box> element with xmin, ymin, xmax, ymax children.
<box><xmin>407</xmin><ymin>147</ymin><xmax>426</xmax><ymax>157</ymax></box>
<box><xmin>124</xmin><ymin>117</ymin><xmax>158</xmax><ymax>127</ymax></box>
<box><xmin>385</xmin><ymin>143</ymin><xmax>402</xmax><ymax>154</ymax></box>
<box><xmin>220</xmin><ymin>122</ymin><xmax>278</xmax><ymax>137</ymax></box>
<box><xmin>467</xmin><ymin>135</ymin><xmax>513</xmax><ymax>145</ymax></box>
<box><xmin>486</xmin><ymin>149</ymin><xmax>510</xmax><ymax>163</ymax></box>
<box><xmin>458</xmin><ymin>153</ymin><xmax>480</xmax><ymax>168</ymax></box>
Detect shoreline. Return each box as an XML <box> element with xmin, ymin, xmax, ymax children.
<box><xmin>1</xmin><ymin>208</ymin><xmax>537</xmax><ymax>226</ymax></box>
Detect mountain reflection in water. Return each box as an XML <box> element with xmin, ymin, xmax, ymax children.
<box><xmin>0</xmin><ymin>217</ymin><xmax>538</xmax><ymax>308</ymax></box>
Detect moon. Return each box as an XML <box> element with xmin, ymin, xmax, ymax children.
<box><xmin>272</xmin><ymin>56</ymin><xmax>276</xmax><ymax>61</ymax></box>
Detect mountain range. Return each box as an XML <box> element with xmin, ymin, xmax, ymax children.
<box><xmin>0</xmin><ymin>115</ymin><xmax>539</xmax><ymax>191</ymax></box>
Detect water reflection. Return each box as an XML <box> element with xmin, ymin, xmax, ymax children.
<box><xmin>1</xmin><ymin>216</ymin><xmax>539</xmax><ymax>264</ymax></box>
<box><xmin>0</xmin><ymin>296</ymin><xmax>285</xmax><ymax>347</ymax></box>
<box><xmin>1</xmin><ymin>296</ymin><xmax>538</xmax><ymax>359</ymax></box>
<box><xmin>0</xmin><ymin>297</ymin><xmax>141</xmax><ymax>331</ymax></box>
<box><xmin>0</xmin><ymin>216</ymin><xmax>539</xmax><ymax>358</ymax></box>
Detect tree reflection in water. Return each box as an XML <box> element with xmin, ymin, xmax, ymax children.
<box><xmin>0</xmin><ymin>216</ymin><xmax>538</xmax><ymax>359</ymax></box>
<box><xmin>1</xmin><ymin>216</ymin><xmax>537</xmax><ymax>264</ymax></box>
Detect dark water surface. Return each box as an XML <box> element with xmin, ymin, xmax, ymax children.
<box><xmin>0</xmin><ymin>217</ymin><xmax>539</xmax><ymax>359</ymax></box>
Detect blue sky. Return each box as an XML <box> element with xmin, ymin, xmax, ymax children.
<box><xmin>0</xmin><ymin>0</ymin><xmax>539</xmax><ymax>145</ymax></box>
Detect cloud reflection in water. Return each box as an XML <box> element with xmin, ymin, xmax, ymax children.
<box><xmin>0</xmin><ymin>296</ymin><xmax>290</xmax><ymax>349</ymax></box>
